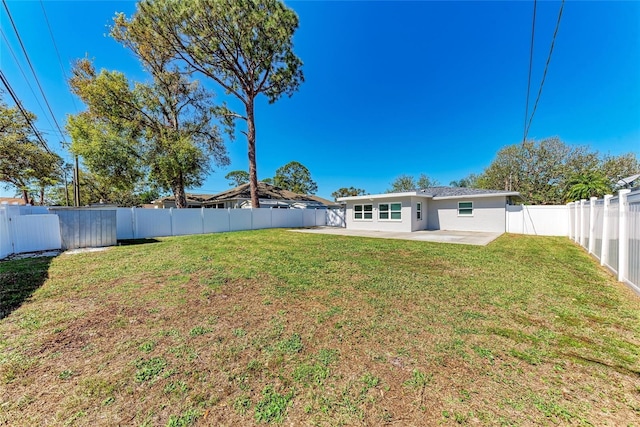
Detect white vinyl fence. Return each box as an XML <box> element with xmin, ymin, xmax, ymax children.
<box><xmin>505</xmin><ymin>205</ymin><xmax>569</xmax><ymax>236</ymax></box>
<box><xmin>0</xmin><ymin>204</ymin><xmax>62</xmax><ymax>259</ymax></box>
<box><xmin>1</xmin><ymin>204</ymin><xmax>345</xmax><ymax>259</ymax></box>
<box><xmin>115</xmin><ymin>207</ymin><xmax>336</xmax><ymax>239</ymax></box>
<box><xmin>568</xmin><ymin>189</ymin><xmax>640</xmax><ymax>295</ymax></box>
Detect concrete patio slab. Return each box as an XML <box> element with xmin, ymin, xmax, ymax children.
<box><xmin>290</xmin><ymin>227</ymin><xmax>502</xmax><ymax>246</ymax></box>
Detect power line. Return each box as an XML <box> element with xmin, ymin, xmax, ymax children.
<box><xmin>2</xmin><ymin>0</ymin><xmax>68</xmax><ymax>144</ymax></box>
<box><xmin>39</xmin><ymin>0</ymin><xmax>79</xmax><ymax>115</ymax></box>
<box><xmin>0</xmin><ymin>28</ymin><xmax>57</xmax><ymax>133</ymax></box>
<box><xmin>0</xmin><ymin>70</ymin><xmax>51</xmax><ymax>153</ymax></box>
<box><xmin>523</xmin><ymin>0</ymin><xmax>565</xmax><ymax>142</ymax></box>
<box><xmin>522</xmin><ymin>0</ymin><xmax>537</xmax><ymax>144</ymax></box>
<box><xmin>1</xmin><ymin>70</ymin><xmax>72</xmax><ymax>206</ymax></box>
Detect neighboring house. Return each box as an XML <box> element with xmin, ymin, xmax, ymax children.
<box><xmin>153</xmin><ymin>182</ymin><xmax>340</xmax><ymax>209</ymax></box>
<box><xmin>615</xmin><ymin>173</ymin><xmax>640</xmax><ymax>190</ymax></box>
<box><xmin>152</xmin><ymin>193</ymin><xmax>224</xmax><ymax>209</ymax></box>
<box><xmin>338</xmin><ymin>187</ymin><xmax>522</xmax><ymax>233</ymax></box>
<box><xmin>0</xmin><ymin>197</ymin><xmax>26</xmax><ymax>205</ymax></box>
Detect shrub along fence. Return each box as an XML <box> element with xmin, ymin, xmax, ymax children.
<box><xmin>568</xmin><ymin>188</ymin><xmax>640</xmax><ymax>295</ymax></box>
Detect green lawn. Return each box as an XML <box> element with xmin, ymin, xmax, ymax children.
<box><xmin>0</xmin><ymin>230</ymin><xmax>638</xmax><ymax>426</ymax></box>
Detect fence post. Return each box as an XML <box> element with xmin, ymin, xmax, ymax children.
<box><xmin>169</xmin><ymin>207</ymin><xmax>174</xmax><ymax>236</ymax></box>
<box><xmin>579</xmin><ymin>200</ymin><xmax>586</xmax><ymax>247</ymax></box>
<box><xmin>601</xmin><ymin>195</ymin><xmax>612</xmax><ymax>266</ymax></box>
<box><xmin>618</xmin><ymin>189</ymin><xmax>631</xmax><ymax>282</ymax></box>
<box><xmin>566</xmin><ymin>202</ymin><xmax>573</xmax><ymax>239</ymax></box>
<box><xmin>201</xmin><ymin>207</ymin><xmax>205</xmax><ymax>234</ymax></box>
<box><xmin>573</xmin><ymin>201</ymin><xmax>580</xmax><ymax>243</ymax></box>
<box><xmin>131</xmin><ymin>207</ymin><xmax>137</xmax><ymax>239</ymax></box>
<box><xmin>588</xmin><ymin>197</ymin><xmax>597</xmax><ymax>254</ymax></box>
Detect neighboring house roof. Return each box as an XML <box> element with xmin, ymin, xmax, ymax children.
<box><xmin>154</xmin><ymin>182</ymin><xmax>340</xmax><ymax>208</ymax></box>
<box><xmin>616</xmin><ymin>173</ymin><xmax>640</xmax><ymax>189</ymax></box>
<box><xmin>212</xmin><ymin>182</ymin><xmax>339</xmax><ymax>208</ymax></box>
<box><xmin>0</xmin><ymin>197</ymin><xmax>25</xmax><ymax>205</ymax></box>
<box><xmin>337</xmin><ymin>187</ymin><xmax>521</xmax><ymax>202</ymax></box>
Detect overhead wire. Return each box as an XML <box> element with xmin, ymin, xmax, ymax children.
<box><xmin>1</xmin><ymin>0</ymin><xmax>68</xmax><ymax>145</ymax></box>
<box><xmin>522</xmin><ymin>0</ymin><xmax>565</xmax><ymax>143</ymax></box>
<box><xmin>0</xmin><ymin>28</ymin><xmax>57</xmax><ymax>133</ymax></box>
<box><xmin>522</xmin><ymin>0</ymin><xmax>537</xmax><ymax>144</ymax></box>
<box><xmin>37</xmin><ymin>0</ymin><xmax>77</xmax><ymax>206</ymax></box>
<box><xmin>39</xmin><ymin>0</ymin><xmax>79</xmax><ymax>116</ymax></box>
<box><xmin>0</xmin><ymin>70</ymin><xmax>52</xmax><ymax>153</ymax></box>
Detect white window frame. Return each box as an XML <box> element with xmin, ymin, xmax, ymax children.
<box><xmin>354</xmin><ymin>204</ymin><xmax>373</xmax><ymax>221</ymax></box>
<box><xmin>416</xmin><ymin>202</ymin><xmax>422</xmax><ymax>220</ymax></box>
<box><xmin>378</xmin><ymin>202</ymin><xmax>402</xmax><ymax>221</ymax></box>
<box><xmin>458</xmin><ymin>201</ymin><xmax>473</xmax><ymax>216</ymax></box>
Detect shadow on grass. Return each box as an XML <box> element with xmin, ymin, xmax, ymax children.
<box><xmin>0</xmin><ymin>256</ymin><xmax>52</xmax><ymax>320</ymax></box>
<box><xmin>117</xmin><ymin>238</ymin><xmax>161</xmax><ymax>246</ymax></box>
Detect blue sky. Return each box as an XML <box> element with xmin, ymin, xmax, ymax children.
<box><xmin>1</xmin><ymin>0</ymin><xmax>639</xmax><ymax>201</ymax></box>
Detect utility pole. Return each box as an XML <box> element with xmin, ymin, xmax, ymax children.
<box><xmin>73</xmin><ymin>155</ymin><xmax>80</xmax><ymax>206</ymax></box>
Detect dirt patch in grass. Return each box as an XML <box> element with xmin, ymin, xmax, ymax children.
<box><xmin>1</xmin><ymin>231</ymin><xmax>639</xmax><ymax>426</ymax></box>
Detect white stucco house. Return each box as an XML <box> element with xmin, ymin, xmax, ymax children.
<box><xmin>337</xmin><ymin>187</ymin><xmax>522</xmax><ymax>233</ymax></box>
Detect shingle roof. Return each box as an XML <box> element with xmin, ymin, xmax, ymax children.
<box><xmin>336</xmin><ymin>186</ymin><xmax>522</xmax><ymax>202</ymax></box>
<box><xmin>157</xmin><ymin>182</ymin><xmax>339</xmax><ymax>207</ymax></box>
<box><xmin>417</xmin><ymin>186</ymin><xmax>520</xmax><ymax>198</ymax></box>
<box><xmin>211</xmin><ymin>182</ymin><xmax>337</xmax><ymax>206</ymax></box>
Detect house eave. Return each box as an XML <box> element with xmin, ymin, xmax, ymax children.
<box><xmin>432</xmin><ymin>192</ymin><xmax>521</xmax><ymax>200</ymax></box>
<box><xmin>337</xmin><ymin>192</ymin><xmax>424</xmax><ymax>202</ymax></box>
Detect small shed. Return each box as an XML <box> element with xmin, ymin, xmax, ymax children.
<box><xmin>48</xmin><ymin>207</ymin><xmax>117</xmax><ymax>250</ymax></box>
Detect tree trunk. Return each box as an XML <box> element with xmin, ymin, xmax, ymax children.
<box><xmin>246</xmin><ymin>98</ymin><xmax>260</xmax><ymax>208</ymax></box>
<box><xmin>39</xmin><ymin>186</ymin><xmax>45</xmax><ymax>205</ymax></box>
<box><xmin>173</xmin><ymin>172</ymin><xmax>187</xmax><ymax>208</ymax></box>
<box><xmin>21</xmin><ymin>188</ymin><xmax>29</xmax><ymax>205</ymax></box>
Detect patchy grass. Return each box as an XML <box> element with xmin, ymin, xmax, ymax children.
<box><xmin>0</xmin><ymin>229</ymin><xmax>639</xmax><ymax>426</ymax></box>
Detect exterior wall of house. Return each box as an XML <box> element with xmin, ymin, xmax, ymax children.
<box><xmin>344</xmin><ymin>197</ymin><xmax>417</xmax><ymax>232</ymax></box>
<box><xmin>411</xmin><ymin>196</ymin><xmax>428</xmax><ymax>231</ymax></box>
<box><xmin>427</xmin><ymin>196</ymin><xmax>507</xmax><ymax>232</ymax></box>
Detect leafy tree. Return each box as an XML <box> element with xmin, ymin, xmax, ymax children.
<box><xmin>47</xmin><ymin>168</ymin><xmax>162</xmax><ymax>207</ymax></box>
<box><xmin>476</xmin><ymin>138</ymin><xmax>601</xmax><ymax>204</ymax></box>
<box><xmin>68</xmin><ymin>58</ymin><xmax>228</xmax><ymax>208</ymax></box>
<box><xmin>0</xmin><ymin>96</ymin><xmax>63</xmax><ymax>204</ymax></box>
<box><xmin>225</xmin><ymin>170</ymin><xmax>249</xmax><ymax>187</ymax></box>
<box><xmin>565</xmin><ymin>172</ymin><xmax>612</xmax><ymax>201</ymax></box>
<box><xmin>416</xmin><ymin>173</ymin><xmax>439</xmax><ymax>189</ymax></box>
<box><xmin>113</xmin><ymin>0</ymin><xmax>304</xmax><ymax>208</ymax></box>
<box><xmin>450</xmin><ymin>173</ymin><xmax>480</xmax><ymax>188</ymax></box>
<box><xmin>387</xmin><ymin>174</ymin><xmax>415</xmax><ymax>193</ymax></box>
<box><xmin>262</xmin><ymin>177</ymin><xmax>273</xmax><ymax>184</ymax></box>
<box><xmin>331</xmin><ymin>187</ymin><xmax>366</xmax><ymax>201</ymax></box>
<box><xmin>387</xmin><ymin>173</ymin><xmax>438</xmax><ymax>193</ymax></box>
<box><xmin>601</xmin><ymin>153</ymin><xmax>640</xmax><ymax>184</ymax></box>
<box><xmin>273</xmin><ymin>161</ymin><xmax>317</xmax><ymax>194</ymax></box>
